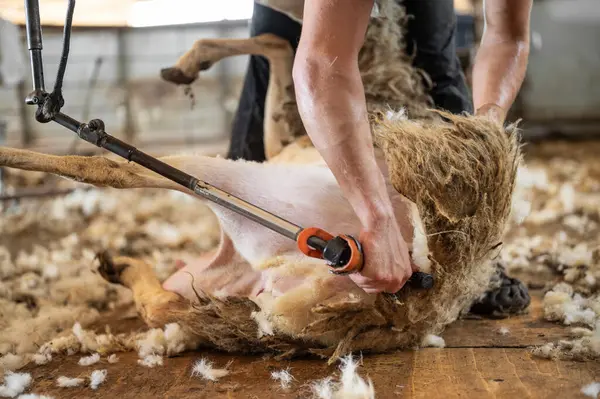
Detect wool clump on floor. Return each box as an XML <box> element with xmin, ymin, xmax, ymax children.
<box><xmin>420</xmin><ymin>334</ymin><xmax>446</xmax><ymax>348</ymax></box>
<box><xmin>543</xmin><ymin>284</ymin><xmax>597</xmax><ymax>327</ymax></box>
<box><xmin>107</xmin><ymin>354</ymin><xmax>119</xmax><ymax>364</ymax></box>
<box><xmin>30</xmin><ymin>355</ymin><xmax>51</xmax><ymax>367</ymax></box>
<box><xmin>89</xmin><ymin>370</ymin><xmax>107</xmax><ymax>390</ymax></box>
<box><xmin>582</xmin><ymin>382</ymin><xmax>600</xmax><ymax>399</ymax></box>
<box><xmin>271</xmin><ymin>368</ymin><xmax>294</xmax><ymax>390</ymax></box>
<box><xmin>0</xmin><ymin>371</ymin><xmax>32</xmax><ymax>398</ymax></box>
<box><xmin>498</xmin><ymin>327</ymin><xmax>510</xmax><ymax>336</ymax></box>
<box><xmin>138</xmin><ymin>355</ymin><xmax>164</xmax><ymax>368</ymax></box>
<box><xmin>78</xmin><ymin>353</ymin><xmax>100</xmax><ymax>366</ymax></box>
<box><xmin>55</xmin><ymin>376</ymin><xmax>83</xmax><ymax>388</ymax></box>
<box><xmin>190</xmin><ymin>358</ymin><xmax>231</xmax><ymax>381</ymax></box>
<box><xmin>310</xmin><ymin>354</ymin><xmax>374</xmax><ymax>399</ymax></box>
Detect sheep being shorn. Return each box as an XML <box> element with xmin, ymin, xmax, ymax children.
<box><xmin>0</xmin><ymin>108</ymin><xmax>522</xmax><ymax>363</ymax></box>
<box><xmin>0</xmin><ymin>0</ymin><xmax>527</xmax><ymax>363</ymax></box>
<box><xmin>159</xmin><ymin>0</ymin><xmax>529</xmax><ymax>316</ymax></box>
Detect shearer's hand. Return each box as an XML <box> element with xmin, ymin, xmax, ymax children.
<box><xmin>349</xmin><ymin>214</ymin><xmax>416</xmax><ymax>294</ymax></box>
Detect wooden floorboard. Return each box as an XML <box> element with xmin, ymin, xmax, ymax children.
<box><xmin>443</xmin><ymin>292</ymin><xmax>572</xmax><ymax>348</ymax></box>
<box><xmin>20</xmin><ymin>292</ymin><xmax>600</xmax><ymax>399</ymax></box>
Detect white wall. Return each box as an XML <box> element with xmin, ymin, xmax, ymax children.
<box><xmin>0</xmin><ymin>20</ymin><xmax>252</xmax><ymax>151</ymax></box>
<box><xmin>3</xmin><ymin>2</ymin><xmax>600</xmax><ymax>150</ymax></box>
<box><xmin>518</xmin><ymin>0</ymin><xmax>600</xmax><ymax>122</ymax></box>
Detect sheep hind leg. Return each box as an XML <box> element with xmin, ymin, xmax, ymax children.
<box><xmin>0</xmin><ymin>146</ymin><xmax>183</xmax><ymax>192</ymax></box>
<box><xmin>95</xmin><ymin>251</ymin><xmax>287</xmax><ymax>355</ymax></box>
<box><xmin>96</xmin><ymin>251</ymin><xmax>193</xmax><ymax>329</ymax></box>
<box><xmin>162</xmin><ymin>230</ymin><xmax>264</xmax><ymax>303</ymax></box>
<box><xmin>160</xmin><ymin>33</ymin><xmax>298</xmax><ymax>159</ymax></box>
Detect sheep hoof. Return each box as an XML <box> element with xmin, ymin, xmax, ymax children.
<box><xmin>469</xmin><ymin>263</ymin><xmax>531</xmax><ymax>317</ymax></box>
<box><xmin>96</xmin><ymin>251</ymin><xmax>129</xmax><ymax>285</ymax></box>
<box><xmin>160</xmin><ymin>67</ymin><xmax>197</xmax><ymax>85</ymax></box>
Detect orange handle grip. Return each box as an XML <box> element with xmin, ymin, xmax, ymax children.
<box><xmin>331</xmin><ymin>234</ymin><xmax>364</xmax><ymax>274</ymax></box>
<box><xmin>296</xmin><ymin>227</ymin><xmax>364</xmax><ymax>274</ymax></box>
<box><xmin>296</xmin><ymin>228</ymin><xmax>434</xmax><ymax>289</ymax></box>
<box><xmin>296</xmin><ymin>227</ymin><xmax>333</xmax><ymax>259</ymax></box>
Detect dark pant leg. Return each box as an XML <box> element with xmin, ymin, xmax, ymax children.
<box><xmin>227</xmin><ymin>3</ymin><xmax>302</xmax><ymax>162</ymax></box>
<box><xmin>402</xmin><ymin>0</ymin><xmax>474</xmax><ymax>115</ymax></box>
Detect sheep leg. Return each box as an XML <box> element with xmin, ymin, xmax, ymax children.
<box><xmin>0</xmin><ymin>147</ymin><xmax>329</xmax><ymax>264</ymax></box>
<box><xmin>162</xmin><ymin>229</ymin><xmax>264</xmax><ymax>302</ymax></box>
<box><xmin>0</xmin><ymin>146</ymin><xmax>184</xmax><ymax>192</ymax></box>
<box><xmin>95</xmin><ymin>250</ymin><xmax>259</xmax><ymax>323</ymax></box>
<box><xmin>160</xmin><ymin>33</ymin><xmax>298</xmax><ymax>159</ymax></box>
<box><xmin>96</xmin><ymin>251</ymin><xmax>192</xmax><ymax>329</ymax></box>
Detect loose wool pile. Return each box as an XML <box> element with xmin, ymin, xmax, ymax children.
<box><xmin>0</xmin><ymin>168</ymin><xmax>220</xmax><ymax>371</ymax></box>
<box><xmin>499</xmin><ymin>142</ymin><xmax>600</xmax><ymax>360</ymax></box>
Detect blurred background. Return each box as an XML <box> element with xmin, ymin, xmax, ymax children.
<box><xmin>0</xmin><ymin>0</ymin><xmax>599</xmax><ymax>155</ymax></box>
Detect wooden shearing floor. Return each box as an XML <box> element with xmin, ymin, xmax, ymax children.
<box><xmin>19</xmin><ymin>293</ymin><xmax>599</xmax><ymax>398</ymax></box>
<box><xmin>2</xmin><ymin>139</ymin><xmax>600</xmax><ymax>399</ymax></box>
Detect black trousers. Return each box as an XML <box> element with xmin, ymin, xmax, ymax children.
<box><xmin>227</xmin><ymin>0</ymin><xmax>473</xmax><ymax>162</ymax></box>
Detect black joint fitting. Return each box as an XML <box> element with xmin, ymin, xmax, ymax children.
<box><xmin>86</xmin><ymin>119</ymin><xmax>107</xmax><ymax>146</ymax></box>
<box><xmin>88</xmin><ymin>119</ymin><xmax>105</xmax><ymax>133</ymax></box>
<box><xmin>323</xmin><ymin>236</ymin><xmax>352</xmax><ymax>268</ymax></box>
<box><xmin>407</xmin><ymin>272</ymin><xmax>435</xmax><ymax>290</ymax></box>
<box><xmin>25</xmin><ymin>89</ymin><xmax>46</xmax><ymax>106</ymax></box>
<box><xmin>34</xmin><ymin>107</ymin><xmax>52</xmax><ymax>123</ymax></box>
<box><xmin>77</xmin><ymin>123</ymin><xmax>101</xmax><ymax>147</ymax></box>
<box><xmin>35</xmin><ymin>90</ymin><xmax>65</xmax><ymax>123</ymax></box>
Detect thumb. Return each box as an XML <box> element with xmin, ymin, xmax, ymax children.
<box><xmin>410</xmin><ymin>261</ymin><xmax>420</xmax><ymax>274</ymax></box>
<box><xmin>349</xmin><ymin>272</ymin><xmax>369</xmax><ymax>287</ymax></box>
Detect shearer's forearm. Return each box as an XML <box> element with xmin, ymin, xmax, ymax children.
<box><xmin>472</xmin><ymin>36</ymin><xmax>530</xmax><ymax>118</ymax></box>
<box><xmin>293</xmin><ymin>58</ymin><xmax>394</xmax><ymax>228</ymax></box>
<box><xmin>472</xmin><ymin>0</ymin><xmax>533</xmax><ymax>119</ymax></box>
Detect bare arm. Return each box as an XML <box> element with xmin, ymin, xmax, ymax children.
<box><xmin>472</xmin><ymin>0</ymin><xmax>533</xmax><ymax>121</ymax></box>
<box><xmin>293</xmin><ymin>0</ymin><xmax>390</xmax><ymax>229</ymax></box>
<box><xmin>293</xmin><ymin>0</ymin><xmax>413</xmax><ymax>293</ymax></box>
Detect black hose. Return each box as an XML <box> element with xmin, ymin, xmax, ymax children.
<box><xmin>53</xmin><ymin>0</ymin><xmax>76</xmax><ymax>95</ymax></box>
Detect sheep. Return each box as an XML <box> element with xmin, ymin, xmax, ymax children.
<box><xmin>0</xmin><ymin>0</ymin><xmax>525</xmax><ymax>364</ymax></box>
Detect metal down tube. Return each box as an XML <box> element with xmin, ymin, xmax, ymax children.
<box><xmin>24</xmin><ymin>0</ymin><xmax>45</xmax><ymax>96</ymax></box>
<box><xmin>56</xmin><ymin>114</ymin><xmax>304</xmax><ymax>241</ymax></box>
<box><xmin>192</xmin><ymin>183</ymin><xmax>301</xmax><ymax>240</ymax></box>
<box><xmin>20</xmin><ymin>0</ymin><xmax>333</xmax><ymax>259</ymax></box>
